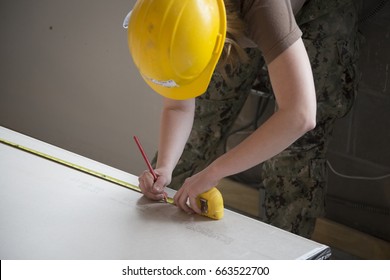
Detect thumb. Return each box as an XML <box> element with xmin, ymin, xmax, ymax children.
<box><xmin>153</xmin><ymin>176</ymin><xmax>166</xmax><ymax>193</ymax></box>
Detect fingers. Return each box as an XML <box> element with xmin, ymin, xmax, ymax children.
<box><xmin>189</xmin><ymin>196</ymin><xmax>201</xmax><ymax>214</ymax></box>
<box><xmin>138</xmin><ymin>170</ymin><xmax>166</xmax><ymax>201</ymax></box>
<box><xmin>138</xmin><ymin>169</ymin><xmax>205</xmax><ymax>216</ymax></box>
<box><xmin>173</xmin><ymin>191</ymin><xmax>194</xmax><ymax>214</ymax></box>
<box><xmin>173</xmin><ymin>188</ymin><xmax>201</xmax><ymax>215</ymax></box>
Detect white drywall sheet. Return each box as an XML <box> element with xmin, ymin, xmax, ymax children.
<box><xmin>0</xmin><ymin>126</ymin><xmax>330</xmax><ymax>259</ymax></box>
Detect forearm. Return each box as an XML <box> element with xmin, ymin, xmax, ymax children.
<box><xmin>208</xmin><ymin>107</ymin><xmax>314</xmax><ymax>180</ymax></box>
<box><xmin>156</xmin><ymin>98</ymin><xmax>195</xmax><ymax>173</ymax></box>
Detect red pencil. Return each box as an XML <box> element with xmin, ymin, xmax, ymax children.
<box><xmin>133</xmin><ymin>136</ymin><xmax>157</xmax><ymax>181</ymax></box>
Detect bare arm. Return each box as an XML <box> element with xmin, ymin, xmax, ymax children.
<box><xmin>210</xmin><ymin>38</ymin><xmax>316</xmax><ymax>177</ymax></box>
<box><xmin>174</xmin><ymin>38</ymin><xmax>317</xmax><ymax>214</ymax></box>
<box><xmin>156</xmin><ymin>98</ymin><xmax>195</xmax><ymax>174</ymax></box>
<box><xmin>138</xmin><ymin>97</ymin><xmax>195</xmax><ymax>200</ymax></box>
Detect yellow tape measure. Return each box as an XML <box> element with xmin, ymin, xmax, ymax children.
<box><xmin>0</xmin><ymin>137</ymin><xmax>174</xmax><ymax>204</ymax></box>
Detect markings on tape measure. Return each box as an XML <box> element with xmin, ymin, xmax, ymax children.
<box><xmin>0</xmin><ymin>137</ymin><xmax>174</xmax><ymax>204</ymax></box>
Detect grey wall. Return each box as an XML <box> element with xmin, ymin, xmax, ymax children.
<box><xmin>0</xmin><ymin>0</ymin><xmax>162</xmax><ymax>176</ymax></box>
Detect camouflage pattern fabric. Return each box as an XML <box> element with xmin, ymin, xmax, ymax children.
<box><xmin>155</xmin><ymin>0</ymin><xmax>361</xmax><ymax>238</ymax></box>
<box><xmin>262</xmin><ymin>0</ymin><xmax>362</xmax><ymax>237</ymax></box>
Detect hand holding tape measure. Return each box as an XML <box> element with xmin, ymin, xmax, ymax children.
<box><xmin>134</xmin><ymin>136</ymin><xmax>224</xmax><ymax>220</ymax></box>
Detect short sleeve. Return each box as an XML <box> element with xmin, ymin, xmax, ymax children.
<box><xmin>243</xmin><ymin>0</ymin><xmax>302</xmax><ymax>64</ymax></box>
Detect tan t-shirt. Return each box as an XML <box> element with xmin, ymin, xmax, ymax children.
<box><xmin>240</xmin><ymin>0</ymin><xmax>307</xmax><ymax>64</ymax></box>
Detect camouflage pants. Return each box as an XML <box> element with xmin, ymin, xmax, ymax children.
<box><xmin>160</xmin><ymin>0</ymin><xmax>361</xmax><ymax>238</ymax></box>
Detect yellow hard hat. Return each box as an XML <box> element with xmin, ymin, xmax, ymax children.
<box><xmin>127</xmin><ymin>0</ymin><xmax>226</xmax><ymax>100</ymax></box>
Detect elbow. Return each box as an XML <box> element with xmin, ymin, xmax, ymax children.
<box><xmin>301</xmin><ymin>110</ymin><xmax>316</xmax><ymax>133</ymax></box>
<box><xmin>289</xmin><ymin>105</ymin><xmax>316</xmax><ymax>135</ymax></box>
<box><xmin>303</xmin><ymin>117</ymin><xmax>316</xmax><ymax>133</ymax></box>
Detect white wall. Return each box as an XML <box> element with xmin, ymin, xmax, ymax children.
<box><xmin>0</xmin><ymin>0</ymin><xmax>162</xmax><ymax>175</ymax></box>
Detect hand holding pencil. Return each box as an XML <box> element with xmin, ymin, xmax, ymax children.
<box><xmin>134</xmin><ymin>136</ymin><xmax>169</xmax><ymax>202</ymax></box>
